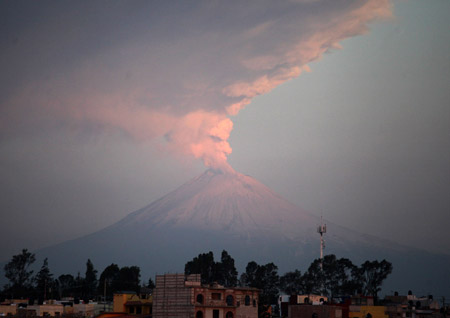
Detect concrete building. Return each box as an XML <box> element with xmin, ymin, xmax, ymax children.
<box><xmin>347</xmin><ymin>295</ymin><xmax>388</xmax><ymax>318</ymax></box>
<box><xmin>153</xmin><ymin>274</ymin><xmax>259</xmax><ymax>318</ymax></box>
<box><xmin>27</xmin><ymin>304</ymin><xmax>64</xmax><ymax>317</ymax></box>
<box><xmin>0</xmin><ymin>300</ymin><xmax>97</xmax><ymax>318</ymax></box>
<box><xmin>284</xmin><ymin>294</ymin><xmax>389</xmax><ymax>318</ymax></box>
<box><xmin>289</xmin><ymin>304</ymin><xmax>343</xmax><ymax>318</ymax></box>
<box><xmin>0</xmin><ymin>300</ymin><xmax>29</xmax><ymax>316</ymax></box>
<box><xmin>113</xmin><ymin>292</ymin><xmax>152</xmax><ymax>316</ymax></box>
<box><xmin>279</xmin><ymin>294</ymin><xmax>329</xmax><ymax>317</ymax></box>
<box><xmin>292</xmin><ymin>295</ymin><xmax>328</xmax><ymax>305</ymax></box>
<box><xmin>0</xmin><ymin>304</ymin><xmax>18</xmax><ymax>316</ymax></box>
<box><xmin>383</xmin><ymin>293</ymin><xmax>441</xmax><ymax>318</ymax></box>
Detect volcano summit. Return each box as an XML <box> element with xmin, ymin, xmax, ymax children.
<box><xmin>35</xmin><ymin>169</ymin><xmax>450</xmax><ymax>295</ymax></box>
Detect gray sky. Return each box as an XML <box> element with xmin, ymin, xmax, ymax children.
<box><xmin>1</xmin><ymin>0</ymin><xmax>449</xmax><ymax>261</ymax></box>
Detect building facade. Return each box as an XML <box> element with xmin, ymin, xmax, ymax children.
<box><xmin>113</xmin><ymin>292</ymin><xmax>152</xmax><ymax>315</ymax></box>
<box><xmin>153</xmin><ymin>274</ymin><xmax>259</xmax><ymax>318</ymax></box>
<box><xmin>289</xmin><ymin>304</ymin><xmax>343</xmax><ymax>318</ymax></box>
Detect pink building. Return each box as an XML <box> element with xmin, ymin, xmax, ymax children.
<box><xmin>153</xmin><ymin>274</ymin><xmax>259</xmax><ymax>318</ymax></box>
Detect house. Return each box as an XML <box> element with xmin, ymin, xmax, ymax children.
<box><xmin>0</xmin><ymin>300</ymin><xmax>30</xmax><ymax>316</ymax></box>
<box><xmin>347</xmin><ymin>295</ymin><xmax>388</xmax><ymax>318</ymax></box>
<box><xmin>289</xmin><ymin>304</ymin><xmax>343</xmax><ymax>318</ymax></box>
<box><xmin>279</xmin><ymin>294</ymin><xmax>329</xmax><ymax>318</ymax></box>
<box><xmin>152</xmin><ymin>273</ymin><xmax>259</xmax><ymax>318</ymax></box>
<box><xmin>292</xmin><ymin>295</ymin><xmax>328</xmax><ymax>305</ymax></box>
<box><xmin>383</xmin><ymin>292</ymin><xmax>441</xmax><ymax>318</ymax></box>
<box><xmin>113</xmin><ymin>292</ymin><xmax>152</xmax><ymax>316</ymax></box>
<box><xmin>26</xmin><ymin>304</ymin><xmax>64</xmax><ymax>317</ymax></box>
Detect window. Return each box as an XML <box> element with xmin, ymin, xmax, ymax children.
<box><xmin>136</xmin><ymin>307</ymin><xmax>142</xmax><ymax>314</ymax></box>
<box><xmin>213</xmin><ymin>309</ymin><xmax>220</xmax><ymax>318</ymax></box>
<box><xmin>226</xmin><ymin>312</ymin><xmax>233</xmax><ymax>318</ymax></box>
<box><xmin>196</xmin><ymin>311</ymin><xmax>203</xmax><ymax>318</ymax></box>
<box><xmin>212</xmin><ymin>293</ymin><xmax>222</xmax><ymax>300</ymax></box>
<box><xmin>129</xmin><ymin>307</ymin><xmax>135</xmax><ymax>314</ymax></box>
<box><xmin>245</xmin><ymin>295</ymin><xmax>250</xmax><ymax>306</ymax></box>
<box><xmin>226</xmin><ymin>295</ymin><xmax>234</xmax><ymax>306</ymax></box>
<box><xmin>197</xmin><ymin>294</ymin><xmax>204</xmax><ymax>304</ymax></box>
<box><xmin>253</xmin><ymin>299</ymin><xmax>256</xmax><ymax>307</ymax></box>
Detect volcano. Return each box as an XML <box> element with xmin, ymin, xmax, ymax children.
<box><xmin>35</xmin><ymin>169</ymin><xmax>449</xmax><ymax>295</ymax></box>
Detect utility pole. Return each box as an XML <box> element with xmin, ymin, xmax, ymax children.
<box><xmin>103</xmin><ymin>279</ymin><xmax>107</xmax><ymax>311</ymax></box>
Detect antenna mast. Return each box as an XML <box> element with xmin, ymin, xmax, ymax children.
<box><xmin>317</xmin><ymin>216</ymin><xmax>326</xmax><ymax>268</ymax></box>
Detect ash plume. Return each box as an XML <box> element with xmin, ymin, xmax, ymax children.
<box><xmin>1</xmin><ymin>0</ymin><xmax>392</xmax><ymax>171</ymax></box>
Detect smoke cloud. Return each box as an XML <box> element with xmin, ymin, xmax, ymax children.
<box><xmin>0</xmin><ymin>0</ymin><xmax>392</xmax><ymax>171</ymax></box>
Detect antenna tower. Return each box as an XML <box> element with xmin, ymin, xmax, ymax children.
<box><xmin>317</xmin><ymin>216</ymin><xmax>326</xmax><ymax>268</ymax></box>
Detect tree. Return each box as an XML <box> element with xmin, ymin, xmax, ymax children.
<box><xmin>83</xmin><ymin>259</ymin><xmax>97</xmax><ymax>299</ymax></box>
<box><xmin>301</xmin><ymin>255</ymin><xmax>360</xmax><ymax>298</ymax></box>
<box><xmin>3</xmin><ymin>249</ymin><xmax>36</xmax><ymax>297</ymax></box>
<box><xmin>185</xmin><ymin>251</ymin><xmax>217</xmax><ymax>284</ymax></box>
<box><xmin>359</xmin><ymin>260</ymin><xmax>393</xmax><ymax>300</ymax></box>
<box><xmin>216</xmin><ymin>250</ymin><xmax>238</xmax><ymax>287</ymax></box>
<box><xmin>240</xmin><ymin>261</ymin><xmax>279</xmax><ymax>309</ymax></box>
<box><xmin>113</xmin><ymin>266</ymin><xmax>141</xmax><ymax>293</ymax></box>
<box><xmin>73</xmin><ymin>272</ymin><xmax>84</xmax><ymax>301</ymax></box>
<box><xmin>301</xmin><ymin>259</ymin><xmax>324</xmax><ymax>296</ymax></box>
<box><xmin>240</xmin><ymin>261</ymin><xmax>258</xmax><ymax>287</ymax></box>
<box><xmin>184</xmin><ymin>250</ymin><xmax>238</xmax><ymax>287</ymax></box>
<box><xmin>332</xmin><ymin>258</ymin><xmax>361</xmax><ymax>296</ymax></box>
<box><xmin>321</xmin><ymin>255</ymin><xmax>359</xmax><ymax>298</ymax></box>
<box><xmin>98</xmin><ymin>264</ymin><xmax>120</xmax><ymax>298</ymax></box>
<box><xmin>147</xmin><ymin>278</ymin><xmax>155</xmax><ymax>291</ymax></box>
<box><xmin>57</xmin><ymin>274</ymin><xmax>76</xmax><ymax>298</ymax></box>
<box><xmin>258</xmin><ymin>263</ymin><xmax>280</xmax><ymax>306</ymax></box>
<box><xmin>279</xmin><ymin>270</ymin><xmax>304</xmax><ymax>295</ymax></box>
<box><xmin>35</xmin><ymin>258</ymin><xmax>54</xmax><ymax>302</ymax></box>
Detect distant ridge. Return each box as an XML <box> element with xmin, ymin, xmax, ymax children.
<box><xmin>25</xmin><ymin>169</ymin><xmax>450</xmax><ymax>296</ymax></box>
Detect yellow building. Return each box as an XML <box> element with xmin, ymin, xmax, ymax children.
<box><xmin>349</xmin><ymin>296</ymin><xmax>388</xmax><ymax>318</ymax></box>
<box><xmin>349</xmin><ymin>305</ymin><xmax>388</xmax><ymax>318</ymax></box>
<box><xmin>113</xmin><ymin>292</ymin><xmax>152</xmax><ymax>315</ymax></box>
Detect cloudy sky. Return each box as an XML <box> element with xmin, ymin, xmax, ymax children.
<box><xmin>1</xmin><ymin>0</ymin><xmax>449</xmax><ymax>260</ymax></box>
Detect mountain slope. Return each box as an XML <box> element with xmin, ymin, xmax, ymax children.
<box><xmin>117</xmin><ymin>169</ymin><xmax>317</xmax><ymax>238</ymax></box>
<box><xmin>32</xmin><ymin>169</ymin><xmax>450</xmax><ymax>296</ymax></box>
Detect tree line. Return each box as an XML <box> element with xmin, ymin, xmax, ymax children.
<box><xmin>1</xmin><ymin>249</ymin><xmax>155</xmax><ymax>304</ymax></box>
<box><xmin>2</xmin><ymin>248</ymin><xmax>392</xmax><ymax>308</ymax></box>
<box><xmin>184</xmin><ymin>250</ymin><xmax>393</xmax><ymax>310</ymax></box>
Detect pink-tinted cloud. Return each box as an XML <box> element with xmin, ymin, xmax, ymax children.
<box><xmin>0</xmin><ymin>0</ymin><xmax>393</xmax><ymax>171</ymax></box>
